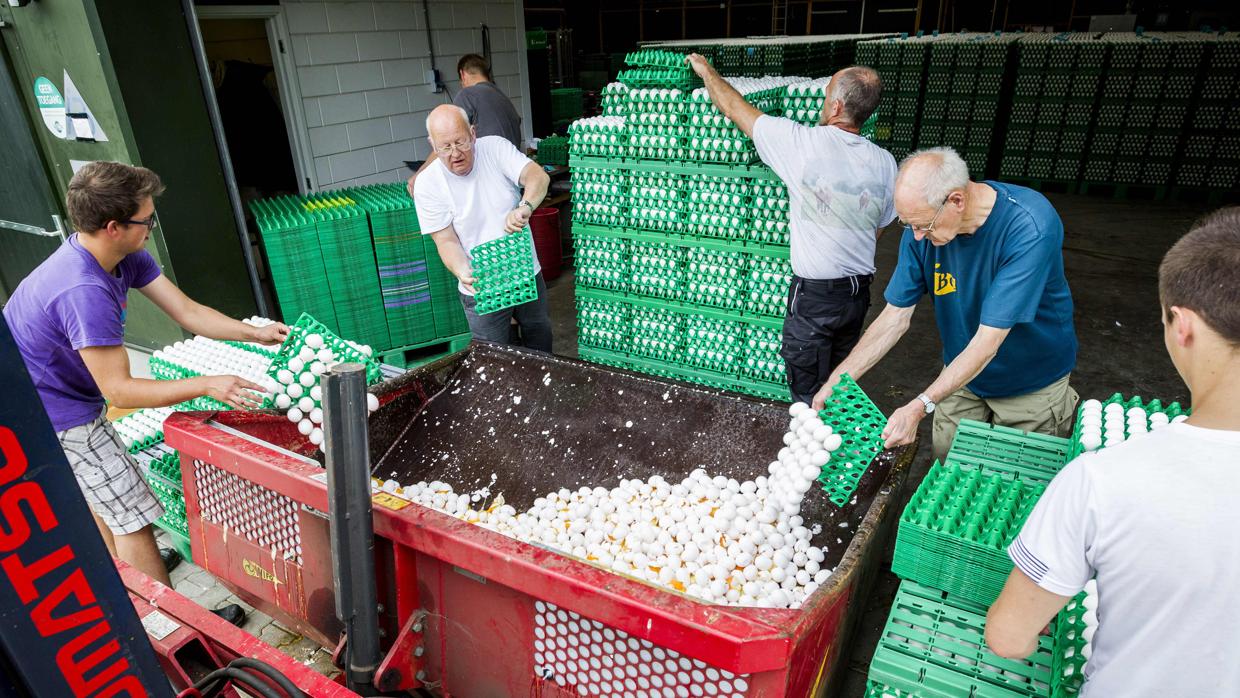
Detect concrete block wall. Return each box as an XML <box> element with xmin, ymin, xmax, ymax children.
<box><xmin>281</xmin><ymin>0</ymin><xmax>529</xmax><ymax>190</ymax></box>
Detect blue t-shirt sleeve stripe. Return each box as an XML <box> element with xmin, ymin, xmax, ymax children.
<box><xmin>883</xmin><ymin>227</ymin><xmax>927</xmax><ymax>308</ymax></box>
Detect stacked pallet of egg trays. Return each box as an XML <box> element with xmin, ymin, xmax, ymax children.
<box><xmin>570</xmin><ymin>50</ymin><xmax>875</xmax><ymax>400</ymax></box>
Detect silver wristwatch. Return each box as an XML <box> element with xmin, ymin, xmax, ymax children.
<box><xmin>519</xmin><ymin>199</ymin><xmax>535</xmax><ymax>213</ymax></box>
<box><xmin>916</xmin><ymin>393</ymin><xmax>936</xmax><ymax>414</ymax></box>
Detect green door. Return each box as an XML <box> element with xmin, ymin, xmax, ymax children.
<box><xmin>0</xmin><ymin>2</ymin><xmax>182</xmax><ymax>347</ymax></box>
<box><xmin>0</xmin><ymin>35</ymin><xmax>63</xmax><ymax>303</ymax></box>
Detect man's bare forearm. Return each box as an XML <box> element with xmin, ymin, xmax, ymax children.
<box><xmin>919</xmin><ymin>326</ymin><xmax>1009</xmax><ymax>403</ymax></box>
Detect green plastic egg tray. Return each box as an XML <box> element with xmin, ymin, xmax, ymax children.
<box><xmin>629</xmin><ymin>241</ymin><xmax>685</xmax><ymax>299</ymax></box>
<box><xmin>1067</xmin><ymin>392</ymin><xmax>1189</xmax><ymax>460</ymax></box>
<box><xmin>947</xmin><ymin>420</ymin><xmax>1072</xmax><ymax>484</ymax></box>
<box><xmin>683</xmin><ymin>316</ymin><xmax>742</xmax><ymax>373</ymax></box>
<box><xmin>685</xmin><ymin>248</ymin><xmax>745</xmax><ymax>310</ymax></box>
<box><xmin>868</xmin><ymin>581</ymin><xmax>1054</xmax><ymax>698</ymax></box>
<box><xmin>892</xmin><ymin>460</ymin><xmax>1047</xmax><ymax>607</ymax></box>
<box><xmin>815</xmin><ymin>374</ymin><xmax>887</xmax><ymax>506</ymax></box>
<box><xmin>470</xmin><ymin>228</ymin><xmax>539</xmax><ymax>315</ymax></box>
<box><xmin>628</xmin><ymin>307</ymin><xmax>683</xmax><ymax>362</ymax></box>
<box><xmin>865</xmin><ymin>680</ymin><xmax>917</xmax><ymax>698</ymax></box>
<box><xmin>1050</xmin><ymin>591</ymin><xmax>1090</xmax><ymax>698</ymax></box>
<box><xmin>740</xmin><ymin>325</ymin><xmax>784</xmax><ymax>385</ymax></box>
<box><xmin>573</xmin><ymin>234</ymin><xmax>630</xmax><ymax>292</ymax></box>
<box><xmin>267</xmin><ymin>313</ymin><xmax>383</xmax><ymax>386</ymax></box>
<box><xmin>745</xmin><ymin>254</ymin><xmax>792</xmax><ymax>317</ymax></box>
<box><xmin>576</xmin><ymin>298</ymin><xmax>630</xmax><ymax>353</ymax></box>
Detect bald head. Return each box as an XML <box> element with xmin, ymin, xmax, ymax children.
<box><xmin>426</xmin><ymin>104</ymin><xmax>471</xmax><ymax>141</ymax></box>
<box><xmin>426</xmin><ymin>104</ymin><xmax>476</xmax><ymax>175</ymax></box>
<box><xmin>825</xmin><ymin>66</ymin><xmax>883</xmax><ymax>127</ymax></box>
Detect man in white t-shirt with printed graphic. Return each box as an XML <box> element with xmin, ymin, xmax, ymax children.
<box><xmin>414</xmin><ymin>104</ymin><xmax>553</xmax><ymax>352</ymax></box>
<box><xmin>986</xmin><ymin>207</ymin><xmax>1240</xmax><ymax>696</ymax></box>
<box><xmin>686</xmin><ymin>55</ymin><xmax>897</xmax><ymax>404</ymax></box>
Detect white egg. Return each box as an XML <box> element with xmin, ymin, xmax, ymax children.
<box><xmin>274</xmin><ymin>394</ymin><xmax>292</xmax><ymax>409</ymax></box>
<box><xmin>287</xmin><ymin>407</ymin><xmax>304</xmax><ymax>423</ymax></box>
<box><xmin>298</xmin><ymin>396</ymin><xmax>315</xmax><ymax>413</ymax></box>
<box><xmin>309</xmin><ymin>428</ymin><xmax>323</xmax><ymax>446</ymax></box>
<box><xmin>299</xmin><ymin>372</ymin><xmax>316</xmax><ymax>387</ymax></box>
<box><xmin>276</xmin><ymin>369</ymin><xmax>294</xmax><ymax>385</ymax></box>
<box><xmin>822</xmin><ymin>434</ymin><xmax>843</xmax><ymax>451</ymax></box>
<box><xmin>305</xmin><ymin>333</ymin><xmax>324</xmax><ymax>349</ymax></box>
<box><xmin>288</xmin><ymin>357</ymin><xmax>305</xmax><ymax>374</ymax></box>
<box><xmin>310</xmin><ymin>361</ymin><xmax>326</xmax><ymax>376</ymax></box>
<box><xmin>286</xmin><ymin>383</ymin><xmax>304</xmax><ymax>399</ymax></box>
<box><xmin>298</xmin><ymin>346</ymin><xmax>316</xmax><ymax>362</ymax></box>
<box><xmin>789</xmin><ymin>402</ymin><xmax>809</xmax><ymax>417</ymax></box>
<box><xmin>297</xmin><ymin>419</ymin><xmax>313</xmax><ymax>436</ymax></box>
<box><xmin>310</xmin><ymin>385</ymin><xmax>323</xmax><ymax>401</ymax></box>
<box><xmin>1080</xmin><ymin>432</ymin><xmax>1102</xmax><ymax>451</ymax></box>
<box><xmin>317</xmin><ymin>348</ymin><xmax>335</xmax><ymax>364</ymax></box>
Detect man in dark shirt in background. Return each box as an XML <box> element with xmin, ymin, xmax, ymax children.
<box><xmin>407</xmin><ymin>54</ymin><xmax>523</xmax><ymax>195</ymax></box>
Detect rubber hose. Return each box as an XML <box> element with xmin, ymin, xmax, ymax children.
<box><xmin>229</xmin><ymin>657</ymin><xmax>306</xmax><ymax>698</ymax></box>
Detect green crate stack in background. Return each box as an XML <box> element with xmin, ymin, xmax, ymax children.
<box><xmin>1177</xmin><ymin>32</ymin><xmax>1240</xmax><ymax>193</ymax></box>
<box><xmin>1003</xmin><ymin>33</ymin><xmax>1105</xmax><ymax>186</ymax></box>
<box><xmin>350</xmin><ymin>184</ymin><xmax>438</xmax><ymax>349</ymax></box>
<box><xmin>641</xmin><ymin>34</ymin><xmax>898</xmax><ymax>78</ymax></box>
<box><xmin>859</xmin><ymin>34</ymin><xmax>938</xmax><ymax>163</ymax></box>
<box><xmin>252</xmin><ymin>185</ymin><xmax>470</xmax><ymax>364</ymax></box>
<box><xmin>550</xmin><ymin>87</ymin><xmax>585</xmax><ymax>129</ymax></box>
<box><xmin>300</xmin><ymin>193</ymin><xmax>391</xmax><ymax>351</ymax></box>
<box><xmin>536</xmin><ymin>134</ymin><xmax>570</xmax><ymax>166</ymax></box>
<box><xmin>251</xmin><ymin>197</ymin><xmax>339</xmax><ymax>332</ymax></box>
<box><xmin>914</xmin><ymin>33</ymin><xmax>1018</xmax><ymax>178</ymax></box>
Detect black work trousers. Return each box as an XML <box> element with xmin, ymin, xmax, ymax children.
<box><xmin>780</xmin><ymin>274</ymin><xmax>873</xmax><ymax>404</ymax></box>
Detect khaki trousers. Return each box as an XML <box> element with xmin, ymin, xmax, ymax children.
<box><xmin>931</xmin><ymin>374</ymin><xmax>1079</xmax><ymax>463</ymax></box>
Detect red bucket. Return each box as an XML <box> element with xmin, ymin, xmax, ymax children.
<box><xmin>530</xmin><ymin>207</ymin><xmax>563</xmax><ymax>280</ymax></box>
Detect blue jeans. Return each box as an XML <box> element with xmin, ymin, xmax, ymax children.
<box><xmin>460</xmin><ymin>273</ymin><xmax>554</xmax><ymax>353</ymax></box>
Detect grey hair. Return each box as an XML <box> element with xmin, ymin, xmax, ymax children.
<box><xmin>425</xmin><ymin>105</ymin><xmax>471</xmax><ymax>140</ymax></box>
<box><xmin>827</xmin><ymin>66</ymin><xmax>883</xmax><ymax>127</ymax></box>
<box><xmin>899</xmin><ymin>147</ymin><xmax>970</xmax><ymax>205</ymax></box>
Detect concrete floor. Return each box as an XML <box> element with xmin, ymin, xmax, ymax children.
<box><xmin>542</xmin><ymin>189</ymin><xmax>1211</xmax><ymax>695</ymax></box>
<box><xmin>159</xmin><ymin>189</ymin><xmax>1215</xmax><ymax>694</ymax></box>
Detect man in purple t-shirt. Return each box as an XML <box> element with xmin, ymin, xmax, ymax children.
<box><xmin>3</xmin><ymin>162</ymin><xmax>288</xmax><ymax>624</ymax></box>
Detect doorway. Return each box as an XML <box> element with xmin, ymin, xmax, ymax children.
<box><xmin>193</xmin><ymin>4</ymin><xmax>317</xmax><ymax>320</ymax></box>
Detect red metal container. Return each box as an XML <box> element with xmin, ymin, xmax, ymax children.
<box><xmin>165</xmin><ymin>344</ymin><xmax>913</xmax><ymax>697</ymax></box>
<box><xmin>530</xmin><ymin>207</ymin><xmax>563</xmax><ymax>280</ymax></box>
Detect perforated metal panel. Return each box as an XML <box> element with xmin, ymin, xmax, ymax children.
<box><xmin>533</xmin><ymin>601</ymin><xmax>752</xmax><ymax>697</ymax></box>
<box><xmin>193</xmin><ymin>459</ymin><xmax>303</xmax><ymax>563</ymax></box>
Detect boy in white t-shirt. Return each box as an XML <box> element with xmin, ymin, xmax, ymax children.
<box><xmin>414</xmin><ymin>104</ymin><xmax>553</xmax><ymax>352</ymax></box>
<box><xmin>985</xmin><ymin>207</ymin><xmax>1240</xmax><ymax>696</ymax></box>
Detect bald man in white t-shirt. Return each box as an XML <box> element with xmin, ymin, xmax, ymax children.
<box><xmin>414</xmin><ymin>105</ymin><xmax>553</xmax><ymax>352</ymax></box>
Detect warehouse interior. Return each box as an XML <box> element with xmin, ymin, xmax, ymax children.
<box><xmin>0</xmin><ymin>0</ymin><xmax>1238</xmax><ymax>695</ymax></box>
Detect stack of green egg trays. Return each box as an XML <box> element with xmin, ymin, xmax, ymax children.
<box><xmin>947</xmin><ymin>420</ymin><xmax>1072</xmax><ymax>483</ymax></box>
<box><xmin>783</xmin><ymin>80</ymin><xmax>829</xmax><ymax>125</ymax></box>
<box><xmin>628</xmin><ymin>88</ymin><xmax>690</xmax><ymax>161</ymax></box>
<box><xmin>268</xmin><ymin>313</ymin><xmax>383</xmax><ymax>386</ymax></box>
<box><xmin>470</xmin><ymin>228</ymin><xmax>538</xmax><ymax>315</ymax></box>
<box><xmin>537</xmin><ymin>134</ymin><xmax>570</xmax><ymax>166</ymax></box>
<box><xmin>1066</xmin><ymin>392</ymin><xmax>1188</xmax><ymax>460</ymax></box>
<box><xmin>1177</xmin><ymin>33</ymin><xmax>1240</xmax><ymax>192</ymax></box>
<box><xmin>600</xmin><ymin>82</ymin><xmax>629</xmax><ymax>116</ymax></box>
<box><xmin>567</xmin><ymin>116</ymin><xmax>629</xmax><ymax>158</ymax></box>
<box><xmin>134</xmin><ymin>444</ymin><xmax>190</xmax><ymax>561</ymax></box>
<box><xmin>301</xmin><ymin>193</ymin><xmax>390</xmax><ymax>351</ymax></box>
<box><xmin>816</xmin><ymin>374</ymin><xmax>887</xmax><ymax>506</ymax></box>
<box><xmin>858</xmin><ymin>35</ymin><xmax>936</xmax><ymax>162</ymax></box>
<box><xmin>350</xmin><ymin>184</ymin><xmax>437</xmax><ymax>349</ymax></box>
<box><xmin>573</xmin><ymin>232</ymin><xmax>790</xmax><ymax>320</ymax></box>
<box><xmin>1050</xmin><ymin>591</ymin><xmax>1090</xmax><ymax>698</ymax></box>
<box><xmin>893</xmin><ymin>457</ymin><xmax>1049</xmax><ymax>607</ymax></box>
<box><xmin>617</xmin><ymin>49</ymin><xmax>702</xmax><ymax>91</ymax></box>
<box><xmin>574</xmin><ymin>295</ymin><xmax>787</xmax><ymax>401</ymax></box>
<box><xmin>421</xmin><ymin>235</ymin><xmax>471</xmax><ymax>338</ymax></box>
<box><xmin>250</xmin><ymin>197</ymin><xmax>339</xmax><ymax>331</ymax></box>
<box><xmin>1003</xmin><ymin>33</ymin><xmax>1099</xmax><ymax>185</ymax></box>
<box><xmin>916</xmin><ymin>33</ymin><xmax>1018</xmax><ymax>178</ymax></box>
<box><xmin>571</xmin><ymin>166</ymin><xmax>628</xmax><ymax>228</ymax></box>
<box><xmin>868</xmin><ymin>580</ymin><xmax>1054</xmax><ymax>698</ymax></box>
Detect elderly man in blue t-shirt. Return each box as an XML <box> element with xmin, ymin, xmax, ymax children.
<box><xmin>811</xmin><ymin>146</ymin><xmax>1078</xmax><ymax>461</ymax></box>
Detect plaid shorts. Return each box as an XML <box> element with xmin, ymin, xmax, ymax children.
<box><xmin>56</xmin><ymin>410</ymin><xmax>164</xmax><ymax>535</ymax></box>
